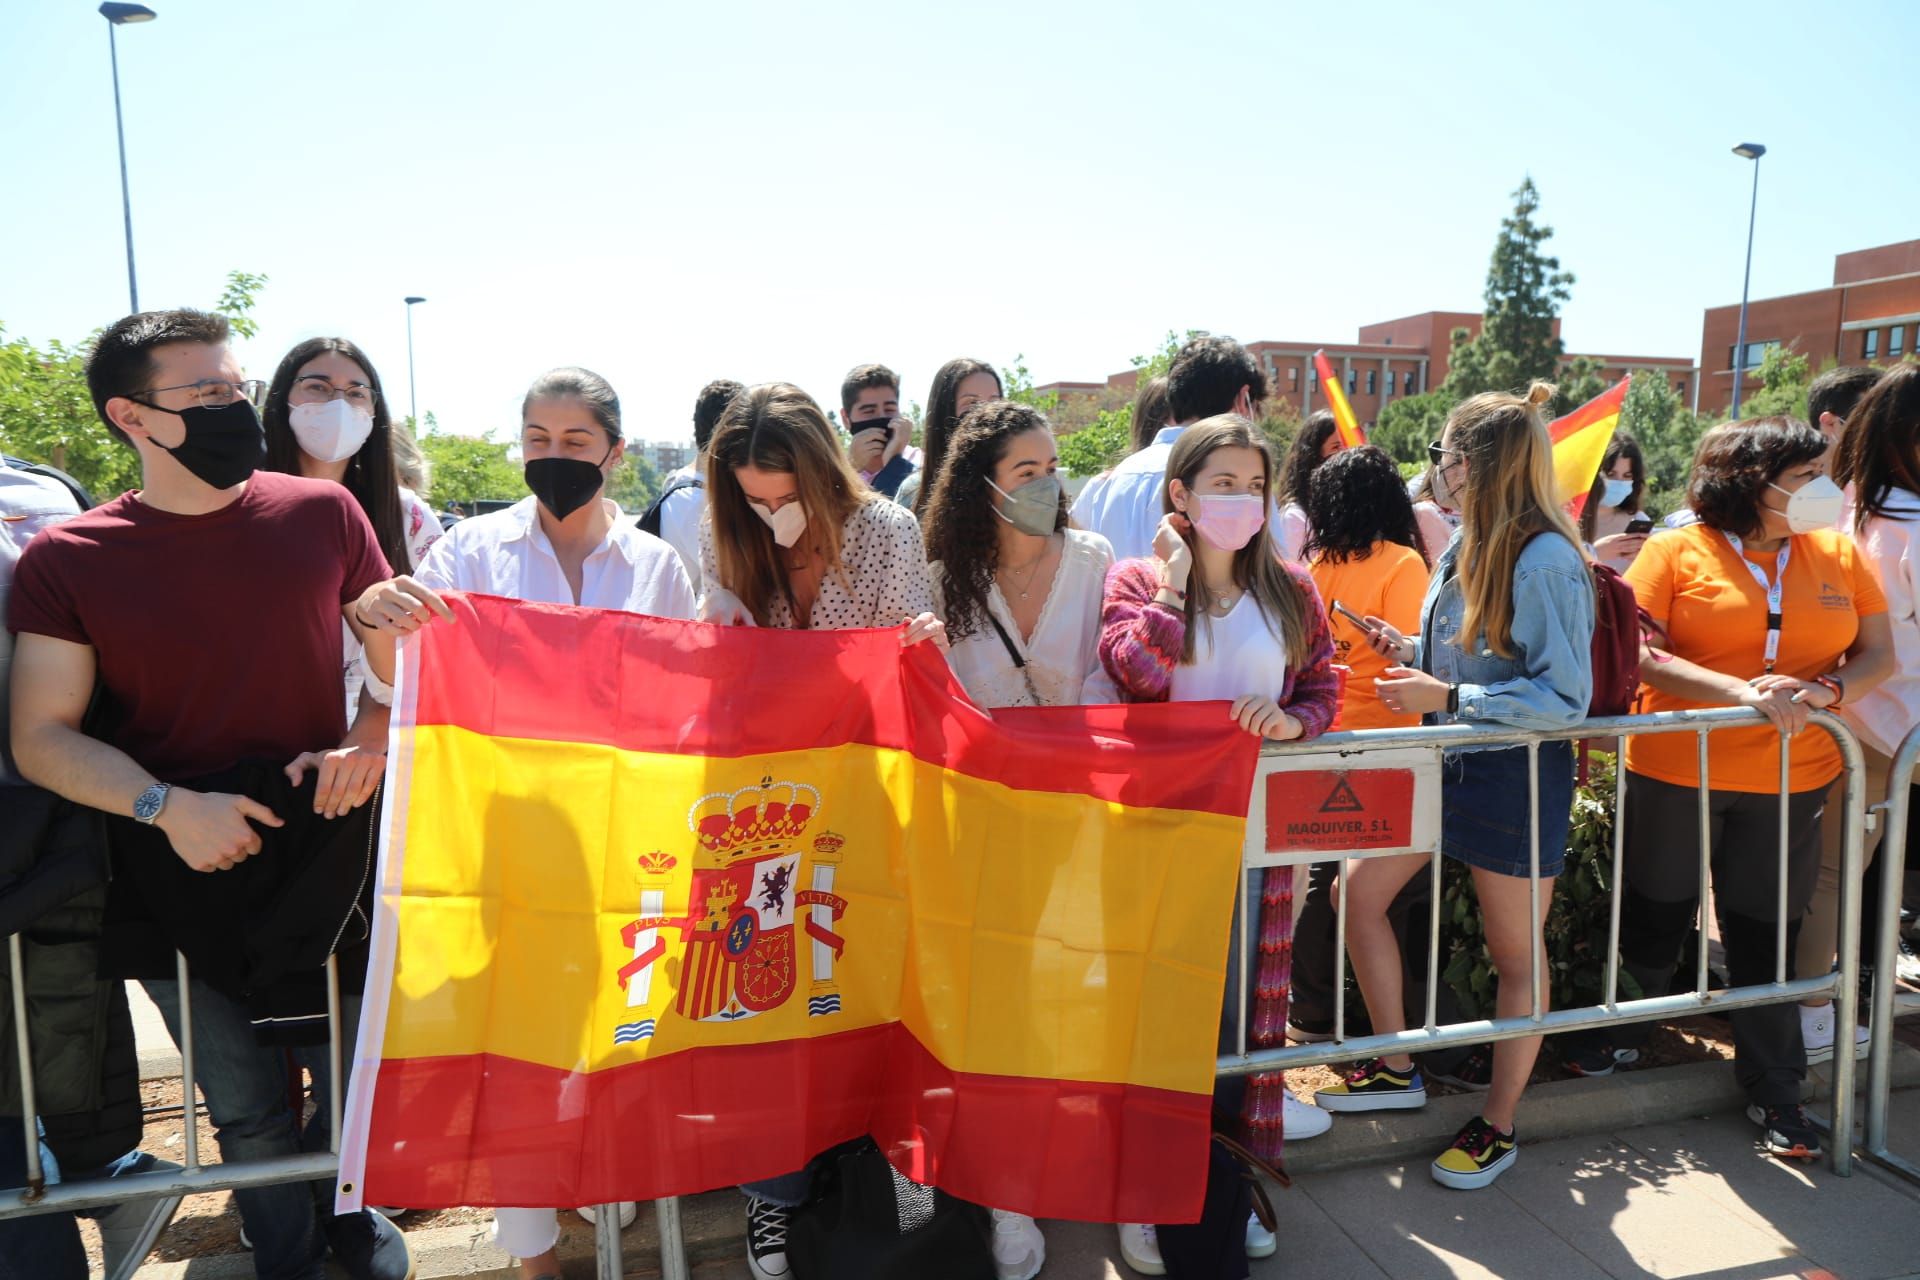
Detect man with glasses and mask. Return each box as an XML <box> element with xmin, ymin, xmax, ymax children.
<box><xmin>6</xmin><ymin>310</ymin><xmax>413</xmax><ymax>1280</ymax></box>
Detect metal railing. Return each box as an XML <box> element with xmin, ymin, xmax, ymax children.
<box><xmin>0</xmin><ymin>948</ymin><xmax>690</xmax><ymax>1279</ymax></box>
<box><xmin>1218</xmin><ymin>705</ymin><xmax>1868</xmax><ymax>1175</ymax></box>
<box><xmin>1859</xmin><ymin>720</ymin><xmax>1920</xmax><ymax>1187</ymax></box>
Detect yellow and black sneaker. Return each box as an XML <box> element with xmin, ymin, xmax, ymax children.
<box><xmin>1317</xmin><ymin>1058</ymin><xmax>1428</xmax><ymax>1113</ymax></box>
<box><xmin>1431</xmin><ymin>1116</ymin><xmax>1516</xmax><ymax>1189</ymax></box>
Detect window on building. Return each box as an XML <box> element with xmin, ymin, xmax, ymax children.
<box><xmin>1729</xmin><ymin>340</ymin><xmax>1777</xmax><ymax>371</ymax></box>
<box><xmin>1287</xmin><ymin>367</ymin><xmax>1298</xmax><ymax>388</ymax></box>
<box><xmin>1865</xmin><ymin>329</ymin><xmax>1880</xmax><ymax>360</ymax></box>
<box><xmin>1366</xmin><ymin>371</ymin><xmax>1377</xmax><ymax>395</ymax></box>
<box><xmin>1892</xmin><ymin>326</ymin><xmax>1906</xmax><ymax>357</ymax></box>
<box><xmin>1308</xmin><ymin>367</ymin><xmax>1318</xmax><ymax>393</ymax></box>
<box><xmin>1674</xmin><ymin>379</ymin><xmax>1686</xmax><ymax>396</ymax></box>
<box><xmin>1404</xmin><ymin>371</ymin><xmax>1416</xmax><ymax>396</ymax></box>
<box><xmin>1345</xmin><ymin>370</ymin><xmax>1357</xmax><ymax>395</ymax></box>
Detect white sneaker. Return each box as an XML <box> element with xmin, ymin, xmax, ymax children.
<box><xmin>1799</xmin><ymin>1004</ymin><xmax>1869</xmax><ymax>1065</ymax></box>
<box><xmin>577</xmin><ymin>1201</ymin><xmax>638</xmax><ymax>1229</ymax></box>
<box><xmin>990</xmin><ymin>1209</ymin><xmax>1045</xmax><ymax>1280</ymax></box>
<box><xmin>1117</xmin><ymin>1222</ymin><xmax>1165</xmax><ymax>1275</ymax></box>
<box><xmin>1284</xmin><ymin>1086</ymin><xmax>1333</xmax><ymax>1139</ymax></box>
<box><xmin>1246</xmin><ymin>1210</ymin><xmax>1276</xmax><ymax>1257</ymax></box>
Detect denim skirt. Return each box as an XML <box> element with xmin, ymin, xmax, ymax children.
<box><xmin>1440</xmin><ymin>740</ymin><xmax>1575</xmax><ymax>879</ymax></box>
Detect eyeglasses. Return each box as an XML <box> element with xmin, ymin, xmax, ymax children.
<box><xmin>288</xmin><ymin>375</ymin><xmax>375</xmax><ymax>406</ymax></box>
<box><xmin>131</xmin><ymin>378</ymin><xmax>267</xmax><ymax>411</ymax></box>
<box><xmin>1427</xmin><ymin>440</ymin><xmax>1465</xmax><ymax>468</ymax></box>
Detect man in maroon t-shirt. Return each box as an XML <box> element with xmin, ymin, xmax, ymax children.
<box><xmin>6</xmin><ymin>310</ymin><xmax>411</xmax><ymax>1280</ymax></box>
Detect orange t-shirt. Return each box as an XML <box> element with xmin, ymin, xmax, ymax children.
<box><xmin>1624</xmin><ymin>524</ymin><xmax>1887</xmax><ymax>793</ymax></box>
<box><xmin>1309</xmin><ymin>542</ymin><xmax>1431</xmax><ymax>730</ymax></box>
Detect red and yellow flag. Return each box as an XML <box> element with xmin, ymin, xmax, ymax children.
<box><xmin>1549</xmin><ymin>377</ymin><xmax>1629</xmax><ymax>517</ymax></box>
<box><xmin>1312</xmin><ymin>350</ymin><xmax>1367</xmax><ymax>450</ymax></box>
<box><xmin>336</xmin><ymin>593</ymin><xmax>1258</xmax><ymax>1225</ymax></box>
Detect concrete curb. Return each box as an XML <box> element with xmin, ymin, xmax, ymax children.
<box><xmin>136</xmin><ymin>1045</ymin><xmax>1920</xmax><ymax>1277</ymax></box>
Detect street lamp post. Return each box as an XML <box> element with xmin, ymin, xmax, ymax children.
<box><xmin>99</xmin><ymin>3</ymin><xmax>157</xmax><ymax>314</ymax></box>
<box><xmin>1730</xmin><ymin>142</ymin><xmax>1766</xmax><ymax>417</ymax></box>
<box><xmin>403</xmin><ymin>296</ymin><xmax>427</xmax><ymax>427</ymax></box>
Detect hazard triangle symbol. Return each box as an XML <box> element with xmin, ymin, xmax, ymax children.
<box><xmin>1319</xmin><ymin>777</ymin><xmax>1364</xmax><ymax>813</ymax></box>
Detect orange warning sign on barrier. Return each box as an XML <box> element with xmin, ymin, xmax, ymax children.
<box><xmin>1265</xmin><ymin>768</ymin><xmax>1415</xmax><ymax>852</ymax></box>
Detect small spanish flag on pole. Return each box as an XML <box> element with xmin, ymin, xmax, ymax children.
<box><xmin>1548</xmin><ymin>376</ymin><xmax>1630</xmax><ymax>518</ymax></box>
<box><xmin>1312</xmin><ymin>350</ymin><xmax>1367</xmax><ymax>450</ymax></box>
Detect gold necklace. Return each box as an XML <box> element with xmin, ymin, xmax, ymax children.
<box><xmin>996</xmin><ymin>551</ymin><xmax>1048</xmax><ymax>600</ymax></box>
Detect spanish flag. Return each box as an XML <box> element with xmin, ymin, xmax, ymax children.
<box><xmin>336</xmin><ymin>593</ymin><xmax>1257</xmax><ymax>1225</ymax></box>
<box><xmin>1550</xmin><ymin>376</ymin><xmax>1629</xmax><ymax>516</ymax></box>
<box><xmin>1312</xmin><ymin>350</ymin><xmax>1367</xmax><ymax>450</ymax></box>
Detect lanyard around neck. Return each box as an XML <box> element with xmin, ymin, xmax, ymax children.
<box><xmin>1722</xmin><ymin>531</ymin><xmax>1790</xmax><ymax>675</ymax></box>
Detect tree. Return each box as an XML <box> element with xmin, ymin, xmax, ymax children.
<box><xmin>1371</xmin><ymin>389</ymin><xmax>1453</xmax><ymax>467</ymax></box>
<box><xmin>1443</xmin><ymin>178</ymin><xmax>1575</xmax><ymax>399</ymax></box>
<box><xmin>0</xmin><ymin>269</ymin><xmax>266</xmax><ymax>499</ymax></box>
<box><xmin>1735</xmin><ymin>344</ymin><xmax>1816</xmax><ymax>421</ymax></box>
<box><xmin>1057</xmin><ymin>406</ymin><xmax>1131</xmax><ymax>477</ymax></box>
<box><xmin>1553</xmin><ymin>355</ymin><xmax>1609</xmax><ymax>418</ymax></box>
<box><xmin>418</xmin><ymin>424</ymin><xmax>524</xmax><ymax>510</ymax></box>
<box><xmin>607</xmin><ymin>450</ymin><xmax>663</xmax><ymax>512</ymax></box>
<box><xmin>1618</xmin><ymin>370</ymin><xmax>1707</xmax><ymax>518</ymax></box>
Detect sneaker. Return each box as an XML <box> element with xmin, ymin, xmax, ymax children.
<box><xmin>1426</xmin><ymin>1044</ymin><xmax>1493</xmax><ymax>1091</ymax></box>
<box><xmin>577</xmin><ymin>1201</ymin><xmax>638</xmax><ymax>1229</ymax></box>
<box><xmin>1317</xmin><ymin>1058</ymin><xmax>1428</xmax><ymax>1112</ymax></box>
<box><xmin>1895</xmin><ymin>935</ymin><xmax>1920</xmax><ymax>985</ymax></box>
<box><xmin>1117</xmin><ymin>1223</ymin><xmax>1165</xmax><ymax>1276</ymax></box>
<box><xmin>324</xmin><ymin>1208</ymin><xmax>416</xmax><ymax>1280</ymax></box>
<box><xmin>1562</xmin><ymin>1041</ymin><xmax>1641</xmax><ymax>1078</ymax></box>
<box><xmin>1286</xmin><ymin>1015</ymin><xmax>1336</xmax><ymax>1043</ymax></box>
<box><xmin>989</xmin><ymin>1209</ymin><xmax>1045</xmax><ymax>1280</ymax></box>
<box><xmin>1799</xmin><ymin>1004</ymin><xmax>1869</xmax><ymax>1065</ymax></box>
<box><xmin>745</xmin><ymin>1196</ymin><xmax>791</xmax><ymax>1280</ymax></box>
<box><xmin>96</xmin><ymin>1158</ymin><xmax>184</xmax><ymax>1276</ymax></box>
<box><xmin>1430</xmin><ymin>1116</ymin><xmax>1517</xmax><ymax>1190</ymax></box>
<box><xmin>1245</xmin><ymin>1211</ymin><xmax>1276</xmax><ymax>1258</ymax></box>
<box><xmin>1283</xmin><ymin>1086</ymin><xmax>1333</xmax><ymax>1139</ymax></box>
<box><xmin>1747</xmin><ymin>1102</ymin><xmax>1822</xmax><ymax>1160</ymax></box>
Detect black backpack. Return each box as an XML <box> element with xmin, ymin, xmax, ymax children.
<box><xmin>785</xmin><ymin>1138</ymin><xmax>994</xmax><ymax>1280</ymax></box>
<box><xmin>637</xmin><ymin>474</ymin><xmax>702</xmax><ymax>537</ymax></box>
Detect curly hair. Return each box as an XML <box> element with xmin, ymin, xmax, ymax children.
<box><xmin>1282</xmin><ymin>410</ymin><xmax>1339</xmax><ymax>508</ymax></box>
<box><xmin>920</xmin><ymin>400</ymin><xmax>1064</xmax><ymax>642</ymax></box>
<box><xmin>1687</xmin><ymin>416</ymin><xmax>1826</xmax><ymax>538</ymax></box>
<box><xmin>1302</xmin><ymin>445</ymin><xmax>1426</xmax><ymax>567</ymax></box>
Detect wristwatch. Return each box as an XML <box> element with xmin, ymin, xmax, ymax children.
<box><xmin>133</xmin><ymin>782</ymin><xmax>171</xmax><ymax>825</ymax></box>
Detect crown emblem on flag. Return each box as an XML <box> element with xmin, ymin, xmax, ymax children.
<box><xmin>636</xmin><ymin>850</ymin><xmax>678</xmax><ymax>878</ymax></box>
<box><xmin>812</xmin><ymin>831</ymin><xmax>846</xmax><ymax>856</ymax></box>
<box><xmin>688</xmin><ymin>776</ymin><xmax>821</xmax><ymax>858</ymax></box>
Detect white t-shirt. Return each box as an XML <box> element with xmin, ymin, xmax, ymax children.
<box><xmin>1070</xmin><ymin>424</ymin><xmax>1287</xmax><ymax>563</ymax></box>
<box><xmin>1841</xmin><ymin>486</ymin><xmax>1920</xmax><ymax>759</ymax></box>
<box><xmin>1275</xmin><ymin>502</ymin><xmax>1310</xmax><ymax>565</ymax></box>
<box><xmin>344</xmin><ymin>487</ymin><xmax>444</xmax><ymax>720</ymax></box>
<box><xmin>655</xmin><ymin>464</ymin><xmax>706</xmax><ymax>594</ymax></box>
<box><xmin>418</xmin><ymin>495</ymin><xmax>696</xmax><ymax>617</ymax></box>
<box><xmin>1168</xmin><ymin>593</ymin><xmax>1291</xmax><ymax>704</ymax></box>
<box><xmin>933</xmin><ymin>529</ymin><xmax>1118</xmax><ymax>709</ymax></box>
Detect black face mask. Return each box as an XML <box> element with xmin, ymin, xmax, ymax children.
<box><xmin>524</xmin><ymin>448</ymin><xmax>610</xmax><ymax>521</ymax></box>
<box><xmin>151</xmin><ymin>400</ymin><xmax>267</xmax><ymax>490</ymax></box>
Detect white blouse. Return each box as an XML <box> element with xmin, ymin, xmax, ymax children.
<box><xmin>699</xmin><ymin>496</ymin><xmax>933</xmax><ymax>630</ymax></box>
<box><xmin>933</xmin><ymin>529</ymin><xmax>1118</xmax><ymax>709</ymax></box>
<box><xmin>417</xmin><ymin>496</ymin><xmax>695</xmax><ymax>617</ymax></box>
<box><xmin>1169</xmin><ymin>593</ymin><xmax>1291</xmax><ymax>704</ymax></box>
<box><xmin>344</xmin><ymin>487</ymin><xmax>443</xmax><ymax>720</ymax></box>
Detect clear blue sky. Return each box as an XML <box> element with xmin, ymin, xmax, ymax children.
<box><xmin>4</xmin><ymin>0</ymin><xmax>1917</xmax><ymax>445</ymax></box>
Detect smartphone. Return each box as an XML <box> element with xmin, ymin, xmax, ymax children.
<box><xmin>1329</xmin><ymin>599</ymin><xmax>1376</xmax><ymax>633</ymax></box>
<box><xmin>1625</xmin><ymin>517</ymin><xmax>1654</xmax><ymax>535</ymax></box>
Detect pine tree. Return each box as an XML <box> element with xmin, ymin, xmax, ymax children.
<box><xmin>1444</xmin><ymin>178</ymin><xmax>1576</xmax><ymax>399</ymax></box>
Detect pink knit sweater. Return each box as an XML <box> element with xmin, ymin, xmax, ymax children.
<box><xmin>1097</xmin><ymin>557</ymin><xmax>1340</xmax><ymax>739</ymax></box>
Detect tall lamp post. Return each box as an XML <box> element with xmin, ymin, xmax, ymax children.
<box><xmin>403</xmin><ymin>296</ymin><xmax>427</xmax><ymax>427</ymax></box>
<box><xmin>100</xmin><ymin>3</ymin><xmax>157</xmax><ymax>313</ymax></box>
<box><xmin>1730</xmin><ymin>142</ymin><xmax>1767</xmax><ymax>417</ymax></box>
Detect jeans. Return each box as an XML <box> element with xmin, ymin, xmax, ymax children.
<box><xmin>143</xmin><ymin>977</ymin><xmax>369</xmax><ymax>1280</ymax></box>
<box><xmin>0</xmin><ymin>1116</ymin><xmax>155</xmax><ymax>1280</ymax></box>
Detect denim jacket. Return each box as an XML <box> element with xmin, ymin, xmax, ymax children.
<box><xmin>1411</xmin><ymin>530</ymin><xmax>1594</xmax><ymax>731</ymax></box>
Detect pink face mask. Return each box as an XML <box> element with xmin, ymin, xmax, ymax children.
<box><xmin>1189</xmin><ymin>493</ymin><xmax>1266</xmax><ymax>551</ymax></box>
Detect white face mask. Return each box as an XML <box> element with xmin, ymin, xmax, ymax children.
<box><xmin>1603</xmin><ymin>478</ymin><xmax>1634</xmax><ymax>509</ymax></box>
<box><xmin>750</xmin><ymin>499</ymin><xmax>809</xmax><ymax>548</ymax></box>
<box><xmin>1768</xmin><ymin>474</ymin><xmax>1845</xmax><ymax>534</ymax></box>
<box><xmin>288</xmin><ymin>399</ymin><xmax>375</xmax><ymax>463</ymax></box>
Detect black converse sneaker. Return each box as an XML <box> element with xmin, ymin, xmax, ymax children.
<box><xmin>745</xmin><ymin>1196</ymin><xmax>791</xmax><ymax>1279</ymax></box>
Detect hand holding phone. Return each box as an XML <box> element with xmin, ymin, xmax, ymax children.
<box><xmin>1625</xmin><ymin>517</ymin><xmax>1654</xmax><ymax>535</ymax></box>
<box><xmin>1329</xmin><ymin>599</ymin><xmax>1376</xmax><ymax>633</ymax></box>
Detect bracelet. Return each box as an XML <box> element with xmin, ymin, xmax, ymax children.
<box><xmin>1446</xmin><ymin>683</ymin><xmax>1460</xmax><ymax>714</ymax></box>
<box><xmin>1158</xmin><ymin>580</ymin><xmax>1187</xmax><ymax>599</ymax></box>
<box><xmin>1814</xmin><ymin>674</ymin><xmax>1845</xmax><ymax>707</ymax></box>
<box><xmin>354</xmin><ymin>600</ymin><xmax>379</xmax><ymax>629</ymax></box>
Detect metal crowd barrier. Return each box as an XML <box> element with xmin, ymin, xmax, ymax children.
<box><xmin>1219</xmin><ymin>705</ymin><xmax>1868</xmax><ymax>1176</ymax></box>
<box><xmin>1859</xmin><ymin>720</ymin><xmax>1920</xmax><ymax>1187</ymax></box>
<box><xmin>0</xmin><ymin>949</ymin><xmax>690</xmax><ymax>1280</ymax></box>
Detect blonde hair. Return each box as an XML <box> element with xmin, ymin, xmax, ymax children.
<box><xmin>1446</xmin><ymin>381</ymin><xmax>1588</xmax><ymax>657</ymax></box>
<box><xmin>390</xmin><ymin>424</ymin><xmax>430</xmax><ymax>494</ymax></box>
<box><xmin>706</xmin><ymin>382</ymin><xmax>871</xmax><ymax>627</ymax></box>
<box><xmin>1162</xmin><ymin>414</ymin><xmax>1314</xmax><ymax>667</ymax></box>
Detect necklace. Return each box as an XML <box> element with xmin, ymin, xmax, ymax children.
<box><xmin>996</xmin><ymin>552</ymin><xmax>1048</xmax><ymax>600</ymax></box>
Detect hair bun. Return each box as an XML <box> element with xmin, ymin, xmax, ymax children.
<box><xmin>1524</xmin><ymin>381</ymin><xmax>1556</xmax><ymax>409</ymax></box>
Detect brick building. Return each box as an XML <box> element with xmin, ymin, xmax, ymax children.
<box><xmin>1699</xmin><ymin>238</ymin><xmax>1920</xmax><ymax>414</ymax></box>
<box><xmin>1039</xmin><ymin>312</ymin><xmax>1694</xmax><ymax>428</ymax></box>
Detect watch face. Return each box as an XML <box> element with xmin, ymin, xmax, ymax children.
<box><xmin>134</xmin><ymin>786</ymin><xmax>166</xmax><ymax>822</ymax></box>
